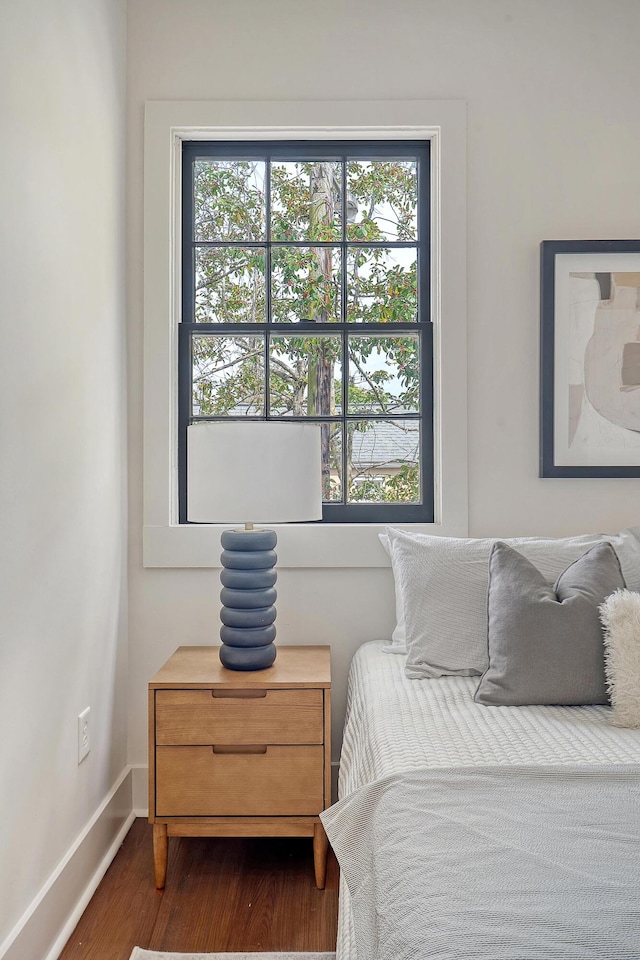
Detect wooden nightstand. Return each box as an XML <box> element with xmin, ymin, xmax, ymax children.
<box><xmin>148</xmin><ymin>644</ymin><xmax>331</xmax><ymax>890</ymax></box>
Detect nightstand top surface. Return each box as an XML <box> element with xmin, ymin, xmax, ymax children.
<box><xmin>150</xmin><ymin>644</ymin><xmax>331</xmax><ymax>689</ymax></box>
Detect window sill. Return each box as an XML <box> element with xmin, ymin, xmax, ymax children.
<box><xmin>142</xmin><ymin>519</ymin><xmax>469</xmax><ymax>569</ymax></box>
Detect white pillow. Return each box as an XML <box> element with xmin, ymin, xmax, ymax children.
<box><xmin>385</xmin><ymin>526</ymin><xmax>640</xmax><ymax>679</ymax></box>
<box><xmin>379</xmin><ymin>527</ymin><xmax>444</xmax><ymax>652</ymax></box>
<box><xmin>378</xmin><ymin>532</ymin><xmax>407</xmax><ymax>652</ymax></box>
<box><xmin>600</xmin><ymin>589</ymin><xmax>640</xmax><ymax>728</ymax></box>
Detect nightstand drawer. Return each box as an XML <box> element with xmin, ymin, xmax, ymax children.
<box><xmin>155</xmin><ymin>688</ymin><xmax>323</xmax><ymax>745</ymax></box>
<box><xmin>155</xmin><ymin>744</ymin><xmax>324</xmax><ymax>816</ymax></box>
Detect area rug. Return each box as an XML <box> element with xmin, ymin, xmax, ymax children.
<box><xmin>130</xmin><ymin>950</ymin><xmax>335</xmax><ymax>960</ymax></box>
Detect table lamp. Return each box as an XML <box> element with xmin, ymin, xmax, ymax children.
<box><xmin>187</xmin><ymin>421</ymin><xmax>323</xmax><ymax>670</ymax></box>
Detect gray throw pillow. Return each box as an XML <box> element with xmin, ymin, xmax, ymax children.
<box><xmin>474</xmin><ymin>541</ymin><xmax>626</xmax><ymax>707</ymax></box>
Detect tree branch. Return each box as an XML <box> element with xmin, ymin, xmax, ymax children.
<box><xmin>347</xmin><ymin>349</ymin><xmax>394</xmax><ymax>414</ymax></box>
<box><xmin>193</xmin><ymin>348</ymin><xmax>263</xmax><ymax>379</ymax></box>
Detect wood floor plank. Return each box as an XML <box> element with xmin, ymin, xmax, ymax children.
<box><xmin>147</xmin><ymin>836</ymin><xmax>251</xmax><ymax>952</ymax></box>
<box><xmin>58</xmin><ymin>819</ymin><xmax>163</xmax><ymax>959</ymax></box>
<box><xmin>58</xmin><ymin>819</ymin><xmax>338</xmax><ymax>959</ymax></box>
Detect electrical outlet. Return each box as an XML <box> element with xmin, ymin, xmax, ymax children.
<box><xmin>78</xmin><ymin>707</ymin><xmax>91</xmax><ymax>764</ymax></box>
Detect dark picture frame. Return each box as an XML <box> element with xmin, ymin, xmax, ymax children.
<box><xmin>540</xmin><ymin>239</ymin><xmax>640</xmax><ymax>478</ymax></box>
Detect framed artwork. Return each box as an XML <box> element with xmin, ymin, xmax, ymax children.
<box><xmin>540</xmin><ymin>239</ymin><xmax>640</xmax><ymax>478</ymax></box>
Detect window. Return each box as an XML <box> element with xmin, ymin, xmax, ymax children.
<box><xmin>179</xmin><ymin>140</ymin><xmax>433</xmax><ymax>523</ymax></box>
<box><xmin>142</xmin><ymin>100</ymin><xmax>468</xmax><ymax>567</ymax></box>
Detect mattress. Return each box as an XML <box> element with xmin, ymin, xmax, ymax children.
<box><xmin>335</xmin><ymin>641</ymin><xmax>640</xmax><ymax>960</ymax></box>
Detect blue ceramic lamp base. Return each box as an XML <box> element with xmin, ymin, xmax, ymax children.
<box><xmin>219</xmin><ymin>528</ymin><xmax>278</xmax><ymax>671</ymax></box>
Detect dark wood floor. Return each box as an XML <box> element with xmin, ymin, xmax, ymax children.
<box><xmin>58</xmin><ymin>818</ymin><xmax>339</xmax><ymax>959</ymax></box>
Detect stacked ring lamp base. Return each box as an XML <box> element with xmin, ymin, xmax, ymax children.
<box><xmin>219</xmin><ymin>528</ymin><xmax>278</xmax><ymax>671</ymax></box>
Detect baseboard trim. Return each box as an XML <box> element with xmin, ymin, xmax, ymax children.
<box><xmin>0</xmin><ymin>767</ymin><xmax>134</xmax><ymax>960</ymax></box>
<box><xmin>131</xmin><ymin>762</ymin><xmax>149</xmax><ymax>816</ymax></box>
<box><xmin>331</xmin><ymin>760</ymin><xmax>339</xmax><ymax>803</ymax></box>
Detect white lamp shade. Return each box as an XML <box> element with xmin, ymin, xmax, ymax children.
<box><xmin>187</xmin><ymin>422</ymin><xmax>323</xmax><ymax>524</ymax></box>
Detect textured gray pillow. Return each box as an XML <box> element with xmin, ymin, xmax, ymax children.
<box><xmin>474</xmin><ymin>541</ymin><xmax>626</xmax><ymax>706</ymax></box>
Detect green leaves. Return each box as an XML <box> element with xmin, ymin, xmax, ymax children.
<box><xmin>346</xmin><ymin>160</ymin><xmax>418</xmax><ymax>242</ymax></box>
<box><xmin>194</xmin><ymin>160</ymin><xmax>266</xmax><ymax>241</ymax></box>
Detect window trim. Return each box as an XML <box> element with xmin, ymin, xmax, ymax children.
<box><xmin>143</xmin><ymin>100</ymin><xmax>468</xmax><ymax>568</ymax></box>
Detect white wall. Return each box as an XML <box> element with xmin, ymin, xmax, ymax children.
<box><xmin>126</xmin><ymin>0</ymin><xmax>640</xmax><ymax>765</ymax></box>
<box><xmin>0</xmin><ymin>0</ymin><xmax>128</xmax><ymax>954</ymax></box>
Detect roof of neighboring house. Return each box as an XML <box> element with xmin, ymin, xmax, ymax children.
<box><xmin>350</xmin><ymin>417</ymin><xmax>419</xmax><ymax>469</ymax></box>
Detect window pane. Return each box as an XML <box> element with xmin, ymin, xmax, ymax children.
<box><xmin>271</xmin><ymin>246</ymin><xmax>341</xmax><ymax>323</ymax></box>
<box><xmin>347</xmin><ymin>334</ymin><xmax>419</xmax><ymax>414</ymax></box>
<box><xmin>270</xmin><ymin>335</ymin><xmax>343</xmax><ymax>415</ymax></box>
<box><xmin>271</xmin><ymin>161</ymin><xmax>341</xmax><ymax>242</ymax></box>
<box><xmin>195</xmin><ymin>247</ymin><xmax>266</xmax><ymax>323</ymax></box>
<box><xmin>192</xmin><ymin>335</ymin><xmax>264</xmax><ymax>416</ymax></box>
<box><xmin>346</xmin><ymin>160</ymin><xmax>418</xmax><ymax>242</ymax></box>
<box><xmin>347</xmin><ymin>419</ymin><xmax>420</xmax><ymax>504</ymax></box>
<box><xmin>346</xmin><ymin>247</ymin><xmax>417</xmax><ymax>323</ymax></box>
<box><xmin>194</xmin><ymin>160</ymin><xmax>266</xmax><ymax>241</ymax></box>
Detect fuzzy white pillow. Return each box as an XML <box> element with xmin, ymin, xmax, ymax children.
<box><xmin>599</xmin><ymin>590</ymin><xmax>640</xmax><ymax>728</ymax></box>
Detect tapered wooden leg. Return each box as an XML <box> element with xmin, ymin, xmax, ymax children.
<box><xmin>153</xmin><ymin>822</ymin><xmax>168</xmax><ymax>890</ymax></box>
<box><xmin>313</xmin><ymin>821</ymin><xmax>329</xmax><ymax>889</ymax></box>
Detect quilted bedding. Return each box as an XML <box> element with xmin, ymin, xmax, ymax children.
<box><xmin>327</xmin><ymin>641</ymin><xmax>640</xmax><ymax>960</ymax></box>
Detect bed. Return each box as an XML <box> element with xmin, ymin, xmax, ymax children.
<box><xmin>321</xmin><ymin>527</ymin><xmax>640</xmax><ymax>960</ymax></box>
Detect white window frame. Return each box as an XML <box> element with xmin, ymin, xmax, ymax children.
<box><xmin>143</xmin><ymin>99</ymin><xmax>468</xmax><ymax>568</ymax></box>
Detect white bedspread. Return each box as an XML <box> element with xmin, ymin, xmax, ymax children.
<box><xmin>331</xmin><ymin>642</ymin><xmax>640</xmax><ymax>960</ymax></box>
<box><xmin>323</xmin><ymin>765</ymin><xmax>640</xmax><ymax>960</ymax></box>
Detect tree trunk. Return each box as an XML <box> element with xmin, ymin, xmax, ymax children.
<box><xmin>307</xmin><ymin>163</ymin><xmax>337</xmax><ymax>498</ymax></box>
